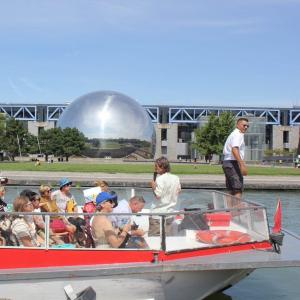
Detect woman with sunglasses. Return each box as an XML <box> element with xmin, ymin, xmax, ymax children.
<box><xmin>91</xmin><ymin>192</ymin><xmax>131</xmax><ymax>249</ymax></box>
<box><xmin>39</xmin><ymin>185</ymin><xmax>57</xmax><ymax>213</ymax></box>
<box><xmin>39</xmin><ymin>185</ymin><xmax>76</xmax><ymax>239</ymax></box>
<box><xmin>52</xmin><ymin>178</ymin><xmax>78</xmax><ymax>214</ymax></box>
<box><xmin>11</xmin><ymin>196</ymin><xmax>42</xmax><ymax>247</ymax></box>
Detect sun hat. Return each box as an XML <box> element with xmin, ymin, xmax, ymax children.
<box><xmin>59</xmin><ymin>178</ymin><xmax>72</xmax><ymax>189</ymax></box>
<box><xmin>96</xmin><ymin>192</ymin><xmax>115</xmax><ymax>206</ymax></box>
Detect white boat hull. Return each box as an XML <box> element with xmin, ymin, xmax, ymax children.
<box><xmin>0</xmin><ymin>268</ymin><xmax>253</xmax><ymax>300</ymax></box>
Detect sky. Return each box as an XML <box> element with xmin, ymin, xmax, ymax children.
<box><xmin>0</xmin><ymin>0</ymin><xmax>300</xmax><ymax>107</ymax></box>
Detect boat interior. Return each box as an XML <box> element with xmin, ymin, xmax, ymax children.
<box><xmin>0</xmin><ymin>190</ymin><xmax>270</xmax><ymax>252</ymax></box>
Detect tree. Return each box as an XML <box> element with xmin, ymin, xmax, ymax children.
<box><xmin>60</xmin><ymin>127</ymin><xmax>86</xmax><ymax>161</ymax></box>
<box><xmin>193</xmin><ymin>112</ymin><xmax>235</xmax><ymax>161</ymax></box>
<box><xmin>39</xmin><ymin>128</ymin><xmax>64</xmax><ymax>160</ymax></box>
<box><xmin>39</xmin><ymin>127</ymin><xmax>86</xmax><ymax>161</ymax></box>
<box><xmin>0</xmin><ymin>118</ymin><xmax>29</xmax><ymax>161</ymax></box>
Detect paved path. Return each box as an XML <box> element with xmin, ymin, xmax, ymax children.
<box><xmin>1</xmin><ymin>171</ymin><xmax>300</xmax><ymax>189</ymax></box>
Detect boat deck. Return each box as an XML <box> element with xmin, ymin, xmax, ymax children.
<box><xmin>163</xmin><ymin>229</ymin><xmax>300</xmax><ymax>271</ymax></box>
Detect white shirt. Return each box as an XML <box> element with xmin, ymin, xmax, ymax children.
<box><xmin>223</xmin><ymin>128</ymin><xmax>245</xmax><ymax>161</ymax></box>
<box><xmin>151</xmin><ymin>172</ymin><xmax>181</xmax><ymax>214</ymax></box>
<box><xmin>51</xmin><ymin>190</ymin><xmax>76</xmax><ymax>213</ymax></box>
<box><xmin>110</xmin><ymin>199</ymin><xmax>132</xmax><ymax>228</ymax></box>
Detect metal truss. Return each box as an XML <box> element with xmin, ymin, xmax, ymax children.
<box><xmin>45</xmin><ymin>105</ymin><xmax>158</xmax><ymax>122</ymax></box>
<box><xmin>169</xmin><ymin>107</ymin><xmax>280</xmax><ymax>124</ymax></box>
<box><xmin>47</xmin><ymin>105</ymin><xmax>67</xmax><ymax>121</ymax></box>
<box><xmin>143</xmin><ymin>106</ymin><xmax>159</xmax><ymax>123</ymax></box>
<box><xmin>0</xmin><ymin>105</ymin><xmax>37</xmax><ymax>121</ymax></box>
<box><xmin>289</xmin><ymin>110</ymin><xmax>300</xmax><ymax>125</ymax></box>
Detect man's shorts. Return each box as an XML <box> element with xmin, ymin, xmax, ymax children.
<box><xmin>222</xmin><ymin>160</ymin><xmax>243</xmax><ymax>194</ymax></box>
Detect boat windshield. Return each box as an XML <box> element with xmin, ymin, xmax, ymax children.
<box><xmin>0</xmin><ymin>190</ymin><xmax>270</xmax><ymax>252</ymax></box>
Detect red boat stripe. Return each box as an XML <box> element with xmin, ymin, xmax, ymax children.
<box><xmin>0</xmin><ymin>242</ymin><xmax>272</xmax><ymax>270</ymax></box>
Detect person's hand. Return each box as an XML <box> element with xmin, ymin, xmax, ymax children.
<box><xmin>151</xmin><ymin>180</ymin><xmax>156</xmax><ymax>190</ymax></box>
<box><xmin>123</xmin><ymin>223</ymin><xmax>131</xmax><ymax>234</ymax></box>
<box><xmin>132</xmin><ymin>228</ymin><xmax>145</xmax><ymax>237</ymax></box>
<box><xmin>239</xmin><ymin>161</ymin><xmax>248</xmax><ymax>176</ymax></box>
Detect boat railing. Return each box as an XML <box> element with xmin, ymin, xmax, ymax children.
<box><xmin>0</xmin><ymin>202</ymin><xmax>270</xmax><ymax>252</ymax></box>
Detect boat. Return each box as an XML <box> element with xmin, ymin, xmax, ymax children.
<box><xmin>1</xmin><ymin>189</ymin><xmax>300</xmax><ymax>300</ymax></box>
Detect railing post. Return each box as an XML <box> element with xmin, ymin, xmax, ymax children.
<box><xmin>161</xmin><ymin>215</ymin><xmax>166</xmax><ymax>251</ymax></box>
<box><xmin>45</xmin><ymin>215</ymin><xmax>50</xmax><ymax>250</ymax></box>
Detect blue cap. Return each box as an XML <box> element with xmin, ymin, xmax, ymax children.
<box><xmin>59</xmin><ymin>178</ymin><xmax>72</xmax><ymax>189</ymax></box>
<box><xmin>96</xmin><ymin>192</ymin><xmax>115</xmax><ymax>206</ymax></box>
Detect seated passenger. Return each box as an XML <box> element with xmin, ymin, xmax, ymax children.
<box><xmin>11</xmin><ymin>196</ymin><xmax>42</xmax><ymax>247</ymax></box>
<box><xmin>20</xmin><ymin>190</ymin><xmax>45</xmax><ymax>230</ymax></box>
<box><xmin>25</xmin><ymin>189</ymin><xmax>63</xmax><ymax>245</ymax></box>
<box><xmin>52</xmin><ymin>178</ymin><xmax>78</xmax><ymax>213</ymax></box>
<box><xmin>111</xmin><ymin>196</ymin><xmax>145</xmax><ymax>237</ymax></box>
<box><xmin>91</xmin><ymin>192</ymin><xmax>131</xmax><ymax>248</ymax></box>
<box><xmin>39</xmin><ymin>185</ymin><xmax>76</xmax><ymax>238</ymax></box>
<box><xmin>0</xmin><ymin>186</ymin><xmax>8</xmax><ymax>212</ymax></box>
<box><xmin>95</xmin><ymin>180</ymin><xmax>109</xmax><ymax>192</ymax></box>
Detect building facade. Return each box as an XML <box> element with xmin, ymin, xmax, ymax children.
<box><xmin>1</xmin><ymin>103</ymin><xmax>300</xmax><ymax>161</ymax></box>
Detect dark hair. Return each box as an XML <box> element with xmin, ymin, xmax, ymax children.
<box><xmin>155</xmin><ymin>156</ymin><xmax>170</xmax><ymax>172</ymax></box>
<box><xmin>20</xmin><ymin>189</ymin><xmax>39</xmax><ymax>202</ymax></box>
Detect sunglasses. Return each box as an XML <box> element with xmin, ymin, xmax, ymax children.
<box><xmin>47</xmin><ymin>188</ymin><xmax>53</xmax><ymax>192</ymax></box>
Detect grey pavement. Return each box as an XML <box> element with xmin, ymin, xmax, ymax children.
<box><xmin>1</xmin><ymin>170</ymin><xmax>300</xmax><ymax>189</ymax></box>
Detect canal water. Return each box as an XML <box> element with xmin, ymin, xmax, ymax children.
<box><xmin>3</xmin><ymin>187</ymin><xmax>300</xmax><ymax>299</ymax></box>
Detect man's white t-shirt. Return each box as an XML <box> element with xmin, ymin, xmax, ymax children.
<box><xmin>111</xmin><ymin>199</ymin><xmax>132</xmax><ymax>228</ymax></box>
<box><xmin>151</xmin><ymin>172</ymin><xmax>181</xmax><ymax>214</ymax></box>
<box><xmin>223</xmin><ymin>128</ymin><xmax>245</xmax><ymax>161</ymax></box>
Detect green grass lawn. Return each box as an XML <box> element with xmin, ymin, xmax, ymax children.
<box><xmin>1</xmin><ymin>161</ymin><xmax>300</xmax><ymax>176</ymax></box>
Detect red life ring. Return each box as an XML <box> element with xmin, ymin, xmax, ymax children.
<box><xmin>196</xmin><ymin>230</ymin><xmax>252</xmax><ymax>245</ymax></box>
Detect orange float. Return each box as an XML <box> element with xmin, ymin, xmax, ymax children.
<box><xmin>196</xmin><ymin>230</ymin><xmax>252</xmax><ymax>245</ymax></box>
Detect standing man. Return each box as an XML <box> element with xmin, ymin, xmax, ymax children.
<box><xmin>150</xmin><ymin>156</ymin><xmax>181</xmax><ymax>235</ymax></box>
<box><xmin>222</xmin><ymin>117</ymin><xmax>249</xmax><ymax>202</ymax></box>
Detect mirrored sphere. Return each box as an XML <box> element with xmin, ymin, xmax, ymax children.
<box><xmin>58</xmin><ymin>91</ymin><xmax>156</xmax><ymax>158</ymax></box>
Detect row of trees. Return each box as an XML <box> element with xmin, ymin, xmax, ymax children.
<box><xmin>192</xmin><ymin>112</ymin><xmax>235</xmax><ymax>160</ymax></box>
<box><xmin>0</xmin><ymin>115</ymin><xmax>86</xmax><ymax>161</ymax></box>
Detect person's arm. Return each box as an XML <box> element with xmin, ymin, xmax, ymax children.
<box><xmin>131</xmin><ymin>228</ymin><xmax>145</xmax><ymax>237</ymax></box>
<box><xmin>34</xmin><ymin>215</ymin><xmax>45</xmax><ymax>230</ymax></box>
<box><xmin>19</xmin><ymin>236</ymin><xmax>35</xmax><ymax>247</ymax></box>
<box><xmin>104</xmin><ymin>221</ymin><xmax>131</xmax><ymax>248</ymax></box>
<box><xmin>152</xmin><ymin>177</ymin><xmax>163</xmax><ymax>200</ymax></box>
<box><xmin>232</xmin><ymin>147</ymin><xmax>248</xmax><ymax>176</ymax></box>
